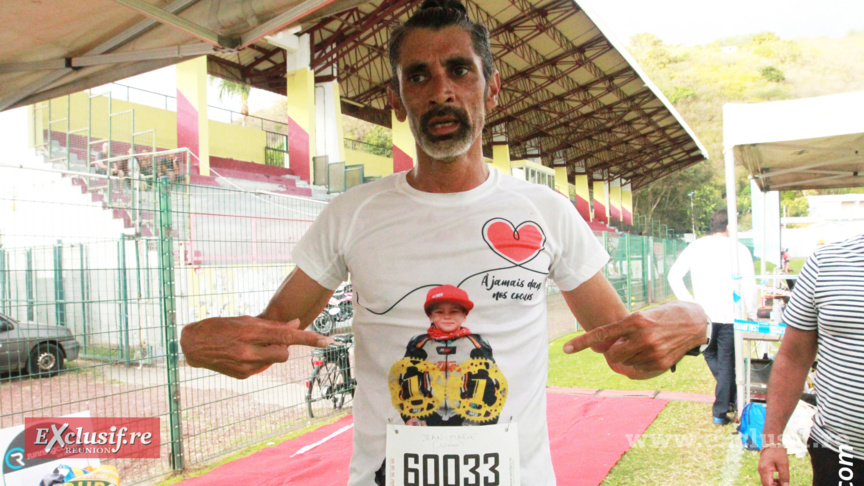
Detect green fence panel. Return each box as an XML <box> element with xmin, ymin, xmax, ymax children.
<box><xmin>594</xmin><ymin>230</ymin><xmax>687</xmax><ymax>309</ymax></box>
<box><xmin>157</xmin><ymin>179</ymin><xmax>184</xmax><ymax>471</ymax></box>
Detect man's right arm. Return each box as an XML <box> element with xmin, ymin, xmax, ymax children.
<box><xmin>740</xmin><ymin>244</ymin><xmax>759</xmax><ymax>320</ymax></box>
<box><xmin>180</xmin><ymin>267</ymin><xmax>334</xmax><ymax>379</ymax></box>
<box><xmin>757</xmin><ymin>326</ymin><xmax>817</xmax><ymax>486</ymax></box>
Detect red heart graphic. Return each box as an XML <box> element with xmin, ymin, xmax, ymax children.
<box><xmin>484</xmin><ymin>219</ymin><xmax>545</xmax><ymax>264</ymax></box>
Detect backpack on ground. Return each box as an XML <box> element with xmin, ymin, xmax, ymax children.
<box><xmin>739</xmin><ymin>402</ymin><xmax>767</xmax><ymax>450</ymax></box>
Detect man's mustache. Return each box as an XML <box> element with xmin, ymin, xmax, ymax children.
<box><xmin>420</xmin><ymin>106</ymin><xmax>471</xmax><ymax>136</ymax></box>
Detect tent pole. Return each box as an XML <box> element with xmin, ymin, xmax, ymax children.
<box><xmin>762</xmin><ymin>190</ymin><xmax>768</xmax><ymax>279</ymax></box>
<box><xmin>725</xmin><ymin>145</ymin><xmax>746</xmax><ymax>420</ymax></box>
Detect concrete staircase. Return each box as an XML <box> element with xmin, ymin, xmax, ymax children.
<box><xmin>191</xmin><ymin>156</ymin><xmax>335</xmax><ymax>200</ymax></box>
<box><xmin>40</xmin><ymin>140</ymin><xmax>157</xmax><ymax>237</ymax></box>
<box><xmin>38</xmin><ymin>141</ymin><xmax>337</xmax><ymax>241</ymax></box>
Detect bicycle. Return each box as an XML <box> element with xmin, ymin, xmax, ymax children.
<box><xmin>311</xmin><ymin>283</ymin><xmax>353</xmax><ymax>335</ymax></box>
<box><xmin>306</xmin><ymin>333</ymin><xmax>356</xmax><ymax>418</ymax></box>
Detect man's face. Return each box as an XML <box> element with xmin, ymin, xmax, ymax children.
<box><xmin>429</xmin><ymin>302</ymin><xmax>467</xmax><ymax>333</ymax></box>
<box><xmin>388</xmin><ymin>26</ymin><xmax>499</xmax><ymax>161</ymax></box>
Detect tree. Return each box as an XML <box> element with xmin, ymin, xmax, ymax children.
<box><xmin>343</xmin><ymin>115</ymin><xmax>393</xmax><ymax>156</ymax></box>
<box><xmin>628</xmin><ymin>33</ymin><xmax>679</xmax><ymax>70</ymax></box>
<box><xmin>363</xmin><ymin>124</ymin><xmax>393</xmax><ymax>156</ymax></box>
<box><xmin>761</xmin><ymin>66</ymin><xmax>785</xmax><ymax>82</ymax></box>
<box><xmin>781</xmin><ymin>191</ymin><xmax>810</xmax><ymax>217</ymax></box>
<box><xmin>633</xmin><ymin>165</ymin><xmax>720</xmax><ymax>235</ymax></box>
<box><xmin>210</xmin><ymin>76</ymin><xmax>251</xmax><ymax>117</ymax></box>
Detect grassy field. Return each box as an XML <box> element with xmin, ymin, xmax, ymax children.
<box><xmin>548</xmin><ymin>333</ymin><xmax>813</xmax><ymax>485</ymax></box>
<box><xmin>548</xmin><ymin>333</ymin><xmax>715</xmax><ymax>395</ymax></box>
<box><xmin>753</xmin><ymin>257</ymin><xmax>805</xmax><ymax>275</ymax></box>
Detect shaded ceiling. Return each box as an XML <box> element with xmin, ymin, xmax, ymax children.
<box><xmin>724</xmin><ymin>91</ymin><xmax>864</xmax><ymax>192</ymax></box>
<box><xmin>0</xmin><ymin>0</ymin><xmax>707</xmax><ymax>190</ymax></box>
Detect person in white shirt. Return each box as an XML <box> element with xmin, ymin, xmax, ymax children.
<box><xmin>668</xmin><ymin>208</ymin><xmax>757</xmax><ymax>425</ymax></box>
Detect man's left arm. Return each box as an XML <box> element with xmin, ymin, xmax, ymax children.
<box><xmin>561</xmin><ymin>271</ymin><xmax>708</xmax><ymax>379</ymax></box>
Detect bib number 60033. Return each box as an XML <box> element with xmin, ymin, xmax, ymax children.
<box><xmin>404</xmin><ymin>453</ymin><xmax>499</xmax><ymax>486</ymax></box>
<box><xmin>386</xmin><ymin>423</ymin><xmax>519</xmax><ymax>486</ymax></box>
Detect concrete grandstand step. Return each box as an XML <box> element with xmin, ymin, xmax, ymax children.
<box><xmin>588</xmin><ymin>221</ymin><xmax>618</xmax><ymax>233</ymax></box>
<box><xmin>192</xmin><ymin>157</ymin><xmax>313</xmax><ymax>197</ymax></box>
<box><xmin>208</xmin><ymin>156</ymin><xmax>297</xmax><ymax>178</ymax></box>
<box><xmin>208</xmin><ymin>166</ymin><xmax>298</xmax><ymax>187</ymax></box>
<box><xmin>189</xmin><ymin>173</ymin><xmax>220</xmax><ymax>187</ymax></box>
<box><xmin>46</xmin><ymin>142</ymin><xmax>90</xmax><ymax>168</ymax></box>
<box><xmin>113</xmin><ymin>208</ymin><xmax>133</xmax><ymax>228</ymax></box>
<box><xmin>189</xmin><ymin>170</ymin><xmax>312</xmax><ymax>197</ymax></box>
<box><xmin>309</xmin><ymin>186</ymin><xmax>337</xmax><ymax>201</ymax></box>
<box><xmin>213</xmin><ymin>176</ymin><xmax>313</xmax><ymax>197</ymax></box>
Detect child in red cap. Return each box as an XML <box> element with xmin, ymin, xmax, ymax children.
<box><xmin>389</xmin><ymin>285</ymin><xmax>506</xmax><ymax>427</ymax></box>
<box><xmin>424</xmin><ymin>285</ymin><xmax>474</xmax><ymax>340</ymax></box>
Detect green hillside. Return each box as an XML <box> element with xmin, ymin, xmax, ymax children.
<box><xmin>628</xmin><ymin>32</ymin><xmax>864</xmax><ymax>234</ymax></box>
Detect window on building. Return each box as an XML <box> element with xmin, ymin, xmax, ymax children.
<box><xmin>511</xmin><ymin>165</ymin><xmax>555</xmax><ymax>190</ymax></box>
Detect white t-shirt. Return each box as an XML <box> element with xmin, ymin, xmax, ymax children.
<box><xmin>293</xmin><ymin>169</ymin><xmax>608</xmax><ymax>485</ymax></box>
<box><xmin>667</xmin><ymin>234</ymin><xmax>757</xmax><ymax>323</ymax></box>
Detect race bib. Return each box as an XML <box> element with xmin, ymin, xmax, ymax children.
<box><xmin>385</xmin><ymin>422</ymin><xmax>520</xmax><ymax>486</ymax></box>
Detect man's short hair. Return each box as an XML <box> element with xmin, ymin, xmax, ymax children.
<box><xmin>710</xmin><ymin>209</ymin><xmax>728</xmax><ymax>234</ymax></box>
<box><xmin>388</xmin><ymin>0</ymin><xmax>495</xmax><ymax>89</ymax></box>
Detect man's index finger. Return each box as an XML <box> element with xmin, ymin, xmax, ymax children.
<box><xmin>563</xmin><ymin>321</ymin><xmax>633</xmax><ymax>354</ymax></box>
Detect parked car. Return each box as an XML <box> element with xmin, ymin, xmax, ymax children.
<box><xmin>0</xmin><ymin>312</ymin><xmax>80</xmax><ymax>376</ymax></box>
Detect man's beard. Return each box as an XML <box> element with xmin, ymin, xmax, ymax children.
<box><xmin>411</xmin><ymin>105</ymin><xmax>477</xmax><ymax>161</ymax></box>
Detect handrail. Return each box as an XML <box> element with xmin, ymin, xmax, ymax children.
<box><xmin>344</xmin><ymin>138</ymin><xmax>392</xmax><ymax>157</ymax></box>
<box><xmin>95</xmin><ymin>83</ymin><xmax>288</xmax><ymax>133</ymax></box>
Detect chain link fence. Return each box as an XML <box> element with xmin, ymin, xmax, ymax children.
<box><xmin>1</xmin><ymin>160</ymin><xmax>686</xmax><ymax>484</ymax></box>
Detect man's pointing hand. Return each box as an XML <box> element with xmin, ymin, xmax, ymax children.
<box><xmin>563</xmin><ymin>301</ymin><xmax>707</xmax><ymax>379</ymax></box>
<box><xmin>181</xmin><ymin>316</ymin><xmax>331</xmax><ymax>379</ymax></box>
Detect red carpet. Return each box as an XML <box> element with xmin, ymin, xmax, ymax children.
<box><xmin>178</xmin><ymin>392</ymin><xmax>667</xmax><ymax>486</ymax></box>
<box><xmin>547</xmin><ymin>393</ymin><xmax>667</xmax><ymax>485</ymax></box>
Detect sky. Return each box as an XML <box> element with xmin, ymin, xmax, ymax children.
<box><xmin>2</xmin><ymin>0</ymin><xmax>863</xmax><ymax>151</ymax></box>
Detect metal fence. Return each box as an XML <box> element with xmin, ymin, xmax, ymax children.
<box><xmin>97</xmin><ymin>82</ymin><xmax>289</xmax><ymax>134</ymax></box>
<box><xmin>0</xmin><ymin>164</ymin><xmax>331</xmax><ymax>484</ymax></box>
<box><xmin>264</xmin><ymin>131</ymin><xmax>289</xmax><ymax>168</ymax></box>
<box><xmin>0</xmin><ymin>161</ymin><xmax>686</xmax><ymax>484</ymax></box>
<box><xmin>599</xmin><ymin>231</ymin><xmax>688</xmax><ymax>310</ymax></box>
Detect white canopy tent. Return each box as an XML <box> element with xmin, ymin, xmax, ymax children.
<box><xmin>725</xmin><ymin>90</ymin><xmax>864</xmax><ymax>195</ymax></box>
<box><xmin>722</xmin><ymin>90</ymin><xmax>864</xmax><ymax>415</ymax></box>
<box><xmin>725</xmin><ymin>90</ymin><xmax>864</xmax><ymax>279</ymax></box>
